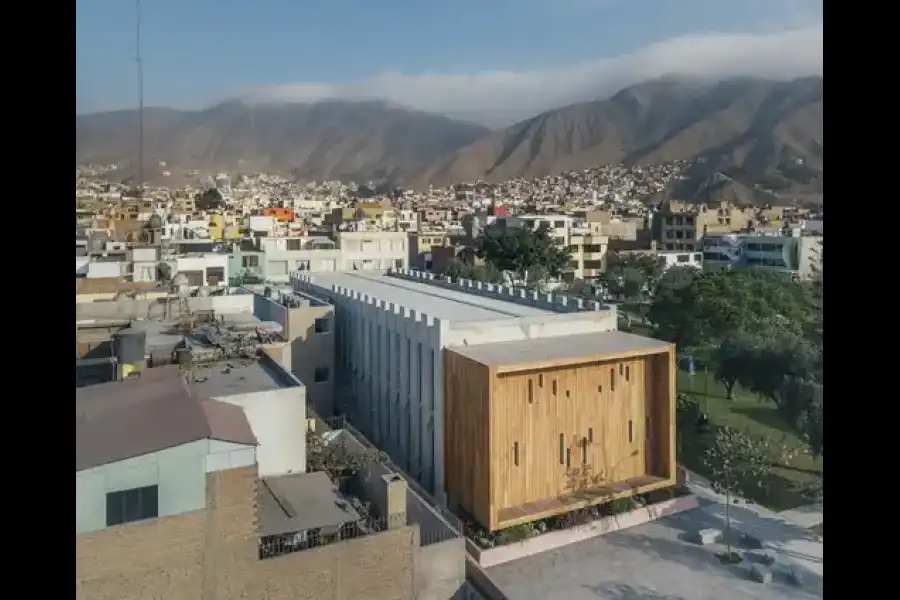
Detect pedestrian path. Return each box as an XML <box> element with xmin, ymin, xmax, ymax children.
<box><xmin>682</xmin><ymin>468</ymin><xmax>823</xmax><ymax>577</ymax></box>
<box><xmin>777</xmin><ymin>503</ymin><xmax>823</xmax><ymax>529</ymax></box>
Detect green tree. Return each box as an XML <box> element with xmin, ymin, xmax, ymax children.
<box><xmin>598</xmin><ymin>254</ymin><xmax>664</xmax><ymax>302</ymax></box>
<box><xmin>740</xmin><ymin>332</ymin><xmax>820</xmax><ymax>411</ymax></box>
<box><xmin>703</xmin><ymin>427</ymin><xmax>777</xmax><ymax>561</ymax></box>
<box><xmin>711</xmin><ymin>333</ymin><xmax>756</xmax><ymax>400</ymax></box>
<box><xmin>475</xmin><ymin>226</ymin><xmax>571</xmax><ymax>282</ymax></box>
<box><xmin>306</xmin><ymin>429</ymin><xmax>388</xmax><ymax>480</ymax></box>
<box><xmin>649</xmin><ymin>268</ymin><xmax>813</xmax><ymax>351</ymax></box>
<box><xmin>445</xmin><ymin>260</ymin><xmax>502</xmax><ymax>283</ymax></box>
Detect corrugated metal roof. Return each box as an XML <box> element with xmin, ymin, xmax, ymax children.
<box><xmin>76</xmin><ymin>365</ymin><xmax>257</xmax><ymax>472</ymax></box>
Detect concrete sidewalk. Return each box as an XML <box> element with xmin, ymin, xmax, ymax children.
<box><xmin>778</xmin><ymin>504</ymin><xmax>823</xmax><ymax>529</ymax></box>
<box><xmin>683</xmin><ymin>469</ymin><xmax>823</xmax><ymax>577</ymax></box>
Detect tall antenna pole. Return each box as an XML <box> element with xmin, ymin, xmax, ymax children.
<box><xmin>136</xmin><ymin>0</ymin><xmax>145</xmax><ymax>200</ymax></box>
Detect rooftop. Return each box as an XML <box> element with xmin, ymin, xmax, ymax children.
<box><xmin>76</xmin><ymin>366</ymin><xmax>257</xmax><ymax>472</ymax></box>
<box><xmin>188</xmin><ymin>356</ymin><xmax>299</xmax><ymax>399</ymax></box>
<box><xmin>306</xmin><ymin>272</ymin><xmax>553</xmax><ymax>322</ymax></box>
<box><xmin>447</xmin><ymin>330</ymin><xmax>672</xmax><ymax>370</ymax></box>
<box><xmin>258</xmin><ymin>471</ymin><xmax>362</xmax><ymax>536</ymax></box>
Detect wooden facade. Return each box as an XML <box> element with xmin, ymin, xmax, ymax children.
<box><xmin>444</xmin><ymin>333</ymin><xmax>676</xmax><ymax>531</ymax></box>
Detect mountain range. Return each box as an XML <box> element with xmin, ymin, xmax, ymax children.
<box><xmin>76</xmin><ymin>76</ymin><xmax>823</xmax><ymax>199</ymax></box>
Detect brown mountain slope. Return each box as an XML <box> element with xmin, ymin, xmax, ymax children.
<box><xmin>76</xmin><ymin>100</ymin><xmax>490</xmax><ymax>184</ymax></box>
<box><xmin>417</xmin><ymin>77</ymin><xmax>823</xmax><ymax>192</ymax></box>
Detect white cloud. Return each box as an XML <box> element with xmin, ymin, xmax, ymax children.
<box><xmin>239</xmin><ymin>24</ymin><xmax>822</xmax><ymax>127</ymax></box>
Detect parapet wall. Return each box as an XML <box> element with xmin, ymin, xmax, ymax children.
<box><xmin>388</xmin><ymin>268</ymin><xmax>616</xmax><ymax>318</ymax></box>
<box><xmin>291</xmin><ymin>274</ymin><xmax>447</xmax><ymax>346</ymax></box>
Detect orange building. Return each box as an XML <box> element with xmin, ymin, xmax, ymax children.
<box><xmin>263</xmin><ymin>207</ymin><xmax>295</xmax><ymax>222</ymax></box>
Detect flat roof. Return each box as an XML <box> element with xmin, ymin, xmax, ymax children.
<box><xmin>308</xmin><ymin>272</ymin><xmax>553</xmax><ymax>322</ymax></box>
<box><xmin>447</xmin><ymin>330</ymin><xmax>671</xmax><ymax>370</ymax></box>
<box><xmin>188</xmin><ymin>358</ymin><xmax>297</xmax><ymax>398</ymax></box>
<box><xmin>258</xmin><ymin>471</ymin><xmax>361</xmax><ymax>536</ymax></box>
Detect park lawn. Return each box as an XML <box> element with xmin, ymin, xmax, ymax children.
<box><xmin>677</xmin><ymin>369</ymin><xmax>823</xmax><ymax>512</ymax></box>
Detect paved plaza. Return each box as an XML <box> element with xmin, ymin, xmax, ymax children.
<box><xmin>486</xmin><ymin>502</ymin><xmax>823</xmax><ymax>600</ymax></box>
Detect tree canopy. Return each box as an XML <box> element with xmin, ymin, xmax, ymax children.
<box><xmin>474</xmin><ymin>226</ymin><xmax>571</xmax><ymax>281</ymax></box>
<box><xmin>598</xmin><ymin>253</ymin><xmax>665</xmax><ymax>302</ymax></box>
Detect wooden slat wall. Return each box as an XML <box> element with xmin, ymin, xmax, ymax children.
<box><xmin>644</xmin><ymin>350</ymin><xmax>676</xmax><ymax>480</ymax></box>
<box><xmin>443</xmin><ymin>350</ymin><xmax>492</xmax><ymax>527</ymax></box>
<box><xmin>490</xmin><ymin>356</ymin><xmax>650</xmax><ymax>519</ymax></box>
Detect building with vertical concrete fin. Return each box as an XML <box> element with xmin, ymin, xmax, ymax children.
<box><xmin>292</xmin><ymin>268</ymin><xmax>620</xmax><ymax>505</ymax></box>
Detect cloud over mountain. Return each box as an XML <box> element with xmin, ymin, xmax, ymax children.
<box><xmin>240</xmin><ymin>25</ymin><xmax>823</xmax><ymax>127</ymax></box>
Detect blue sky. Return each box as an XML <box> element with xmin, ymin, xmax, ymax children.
<box><xmin>76</xmin><ymin>0</ymin><xmax>822</xmax><ymax>121</ymax></box>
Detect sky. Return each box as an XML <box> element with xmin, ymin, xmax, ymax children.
<box><xmin>76</xmin><ymin>0</ymin><xmax>823</xmax><ymax>126</ymax></box>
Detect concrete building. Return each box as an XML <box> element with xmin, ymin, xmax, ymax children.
<box><xmin>656</xmin><ymin>250</ymin><xmax>704</xmax><ymax>271</ymax></box>
<box><xmin>568</xmin><ymin>231</ymin><xmax>610</xmax><ymax>280</ymax></box>
<box><xmin>76</xmin><ymin>363</ymin><xmax>468</xmax><ymax>600</ymax></box>
<box><xmin>249</xmin><ymin>287</ymin><xmax>337</xmax><ymax>415</ymax></box>
<box><xmin>292</xmin><ymin>268</ymin><xmax>618</xmax><ymax>502</ymax></box>
<box><xmin>652</xmin><ymin>201</ymin><xmax>755</xmax><ymax>252</ymax></box>
<box><xmin>701</xmin><ymin>231</ymin><xmax>823</xmax><ymax>279</ymax></box>
<box><xmin>254</xmin><ymin>231</ymin><xmax>409</xmax><ymax>283</ymax></box>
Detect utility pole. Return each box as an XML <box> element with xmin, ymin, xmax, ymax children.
<box><xmin>135</xmin><ymin>0</ymin><xmax>145</xmax><ymax>201</ymax></box>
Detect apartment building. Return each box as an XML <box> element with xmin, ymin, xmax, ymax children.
<box><xmin>653</xmin><ymin>201</ymin><xmax>755</xmax><ymax>252</ymax></box>
<box><xmin>292</xmin><ymin>269</ymin><xmax>620</xmax><ymax>504</ymax></box>
<box><xmin>250</xmin><ymin>231</ymin><xmax>408</xmax><ymax>283</ymax></box>
<box><xmin>568</xmin><ymin>230</ymin><xmax>609</xmax><ymax>280</ymax></box>
<box><xmin>702</xmin><ymin>231</ymin><xmax>823</xmax><ymax>279</ymax></box>
<box><xmin>76</xmin><ymin>361</ymin><xmax>467</xmax><ymax>600</ymax></box>
<box><xmin>250</xmin><ymin>287</ymin><xmax>337</xmax><ymax>416</ymax></box>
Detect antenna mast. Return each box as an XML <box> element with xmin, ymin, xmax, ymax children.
<box><xmin>135</xmin><ymin>0</ymin><xmax>145</xmax><ymax>200</ymax></box>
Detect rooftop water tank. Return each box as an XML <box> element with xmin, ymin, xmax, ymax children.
<box><xmin>112</xmin><ymin>329</ymin><xmax>147</xmax><ymax>365</ymax></box>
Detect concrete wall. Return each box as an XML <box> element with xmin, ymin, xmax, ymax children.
<box><xmin>287</xmin><ymin>305</ymin><xmax>336</xmax><ymax>414</ymax></box>
<box><xmin>75</xmin><ymin>294</ymin><xmax>255</xmax><ymax>321</ymax></box>
<box><xmin>76</xmin><ymin>466</ymin><xmax>420</xmax><ymax>600</ymax></box>
<box><xmin>306</xmin><ymin>281</ymin><xmax>445</xmax><ymax>499</ymax></box>
<box><xmin>76</xmin><ymin>439</ymin><xmax>255</xmax><ymax>534</ymax></box>
<box><xmin>213</xmin><ymin>387</ymin><xmax>308</xmax><ymax>477</ymax></box>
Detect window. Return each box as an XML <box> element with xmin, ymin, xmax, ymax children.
<box><xmin>559</xmin><ymin>434</ymin><xmax>565</xmax><ymax>465</ymax></box>
<box><xmin>206</xmin><ymin>266</ymin><xmax>225</xmax><ymax>285</ymax></box>
<box><xmin>610</xmin><ymin>368</ymin><xmax>616</xmax><ymax>391</ymax></box>
<box><xmin>513</xmin><ymin>442</ymin><xmax>519</xmax><ymax>466</ymax></box>
<box><xmin>538</xmin><ymin>374</ymin><xmax>544</xmax><ymax>388</ymax></box>
<box><xmin>588</xmin><ymin>428</ymin><xmax>594</xmax><ymax>443</ymax></box>
<box><xmin>625</xmin><ymin>365</ymin><xmax>630</xmax><ymax>381</ymax></box>
<box><xmin>566</xmin><ymin>447</ymin><xmax>571</xmax><ymax>468</ymax></box>
<box><xmin>314</xmin><ymin>367</ymin><xmax>330</xmax><ymax>383</ymax></box>
<box><xmin>286</xmin><ymin>238</ymin><xmax>303</xmax><ymax>251</ymax></box>
<box><xmin>241</xmin><ymin>255</ymin><xmax>259</xmax><ymax>268</ymax></box>
<box><xmin>314</xmin><ymin>318</ymin><xmax>331</xmax><ymax>334</ymax></box>
<box><xmin>527</xmin><ymin>379</ymin><xmax>534</xmax><ymax>403</ymax></box>
<box><xmin>106</xmin><ymin>485</ymin><xmax>158</xmax><ymax>527</ymax></box>
<box><xmin>676</xmin><ymin>254</ymin><xmax>690</xmax><ymax>263</ymax></box>
<box><xmin>628</xmin><ymin>420</ymin><xmax>634</xmax><ymax>443</ymax></box>
<box><xmin>581</xmin><ymin>438</ymin><xmax>588</xmax><ymax>464</ymax></box>
<box><xmin>552</xmin><ymin>379</ymin><xmax>558</xmax><ymax>395</ymax></box>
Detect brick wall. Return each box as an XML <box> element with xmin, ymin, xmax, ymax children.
<box><xmin>76</xmin><ymin>466</ymin><xmax>418</xmax><ymax>600</ymax></box>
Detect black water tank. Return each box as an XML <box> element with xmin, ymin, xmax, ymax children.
<box><xmin>112</xmin><ymin>329</ymin><xmax>147</xmax><ymax>365</ymax></box>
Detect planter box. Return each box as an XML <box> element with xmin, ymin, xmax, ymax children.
<box><xmin>468</xmin><ymin>494</ymin><xmax>700</xmax><ymax>568</ymax></box>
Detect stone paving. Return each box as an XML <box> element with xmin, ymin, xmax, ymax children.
<box><xmin>486</xmin><ymin>508</ymin><xmax>823</xmax><ymax>600</ymax></box>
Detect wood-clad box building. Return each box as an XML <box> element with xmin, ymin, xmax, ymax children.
<box><xmin>444</xmin><ymin>331</ymin><xmax>676</xmax><ymax>531</ymax></box>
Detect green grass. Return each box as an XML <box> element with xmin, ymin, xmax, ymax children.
<box><xmin>677</xmin><ymin>369</ymin><xmax>823</xmax><ymax>512</ymax></box>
